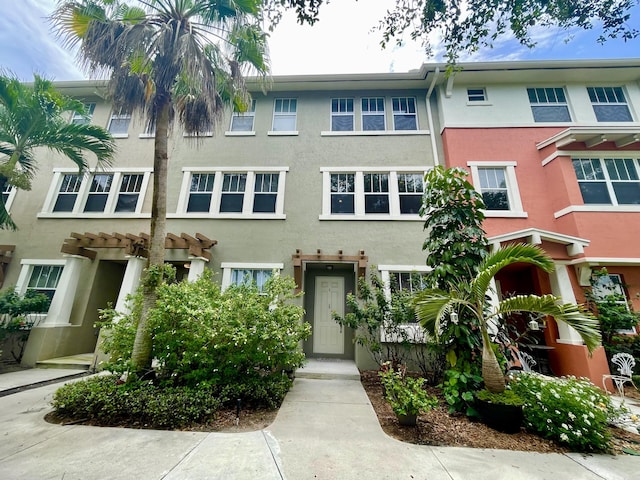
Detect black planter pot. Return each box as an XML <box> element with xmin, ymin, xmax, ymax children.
<box><xmin>396</xmin><ymin>413</ymin><xmax>418</xmax><ymax>426</ymax></box>
<box><xmin>475</xmin><ymin>398</ymin><xmax>523</xmax><ymax>434</ymax></box>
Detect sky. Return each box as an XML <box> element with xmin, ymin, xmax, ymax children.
<box><xmin>0</xmin><ymin>0</ymin><xmax>638</xmax><ymax>81</ymax></box>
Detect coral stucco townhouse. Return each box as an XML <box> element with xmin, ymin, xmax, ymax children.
<box><xmin>2</xmin><ymin>59</ymin><xmax>638</xmax><ymax>386</ymax></box>
<box><xmin>433</xmin><ymin>59</ymin><xmax>640</xmax><ymax>385</ymax></box>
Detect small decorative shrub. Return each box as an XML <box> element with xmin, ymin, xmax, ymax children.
<box><xmin>475</xmin><ymin>388</ymin><xmax>524</xmax><ymax>406</ymax></box>
<box><xmin>379</xmin><ymin>365</ymin><xmax>438</xmax><ymax>417</ymax></box>
<box><xmin>510</xmin><ymin>372</ymin><xmax>615</xmax><ymax>452</ymax></box>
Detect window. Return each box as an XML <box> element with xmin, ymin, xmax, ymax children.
<box><xmin>477</xmin><ymin>168</ymin><xmax>510</xmax><ymax>210</ymax></box>
<box><xmin>44</xmin><ymin>170</ymin><xmax>150</xmax><ymax>216</ymax></box>
<box><xmin>322</xmin><ymin>169</ymin><xmax>426</xmax><ymax>219</ymax></box>
<box><xmin>108</xmin><ymin>111</ymin><xmax>131</xmax><ymax>136</ymax></box>
<box><xmin>71</xmin><ymin>103</ymin><xmax>95</xmax><ymax>125</ymax></box>
<box><xmin>392</xmin><ymin>97</ymin><xmax>417</xmax><ymax>130</ymax></box>
<box><xmin>573</xmin><ymin>157</ymin><xmax>640</xmax><ymax>205</ymax></box>
<box><xmin>230</xmin><ymin>99</ymin><xmax>256</xmax><ymax>132</ymax></box>
<box><xmin>378</xmin><ymin>265</ymin><xmax>431</xmax><ymax>328</ymax></box>
<box><xmin>331</xmin><ymin>98</ymin><xmax>354</xmax><ymax>131</ymax></box>
<box><xmin>591</xmin><ymin>273</ymin><xmax>637</xmax><ymax>334</ymax></box>
<box><xmin>397</xmin><ymin>173</ymin><xmax>423</xmax><ymax>214</ymax></box>
<box><xmin>2</xmin><ymin>183</ymin><xmax>16</xmax><ymax>210</ymax></box>
<box><xmin>364</xmin><ymin>173</ymin><xmax>389</xmax><ymax>213</ymax></box>
<box><xmin>221</xmin><ymin>262</ymin><xmax>284</xmax><ymax>293</ymax></box>
<box><xmin>467</xmin><ymin>88</ymin><xmax>486</xmax><ymax>102</ymax></box>
<box><xmin>27</xmin><ymin>265</ymin><xmax>63</xmax><ymax>303</ymax></box>
<box><xmin>272</xmin><ymin>98</ymin><xmax>297</xmax><ymax>131</ymax></box>
<box><xmin>468</xmin><ymin>162</ymin><xmax>525</xmax><ymax>217</ymax></box>
<box><xmin>177</xmin><ymin>168</ymin><xmax>287</xmax><ymax>217</ymax></box>
<box><xmin>587</xmin><ymin>87</ymin><xmax>633</xmax><ymax>122</ymax></box>
<box><xmin>361</xmin><ymin>97</ymin><xmax>385</xmax><ymax>131</ymax></box>
<box><xmin>527</xmin><ymin>87</ymin><xmax>571</xmax><ymax>122</ymax></box>
<box><xmin>390</xmin><ymin>271</ymin><xmax>427</xmax><ymax>294</ymax></box>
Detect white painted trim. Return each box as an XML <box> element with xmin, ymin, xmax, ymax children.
<box><xmin>488</xmin><ymin>227</ymin><xmax>590</xmax><ymax>247</ymax></box>
<box><xmin>554</xmin><ymin>204</ymin><xmax>640</xmax><ymax>218</ymax></box>
<box><xmin>468</xmin><ymin>162</ymin><xmax>525</xmax><ymax>214</ymax></box>
<box><xmin>483</xmin><ymin>211</ymin><xmax>528</xmax><ymax>218</ymax></box>
<box><xmin>3</xmin><ymin>185</ymin><xmax>17</xmax><ymax>211</ymax></box>
<box><xmin>181</xmin><ymin>166</ymin><xmax>288</xmax><ymax>173</ymax></box>
<box><xmin>225</xmin><ymin>131</ymin><xmax>256</xmax><ymax>137</ymax></box>
<box><xmin>38</xmin><ymin>213</ymin><xmax>151</xmax><ymax>219</ymax></box>
<box><xmin>220</xmin><ymin>262</ymin><xmax>284</xmax><ymax>290</ymax></box>
<box><xmin>182</xmin><ymin>132</ymin><xmax>213</xmax><ymax>137</ymax></box>
<box><xmin>377</xmin><ymin>265</ymin><xmax>431</xmax><ymax>272</ymax></box>
<box><xmin>267</xmin><ymin>131</ymin><xmax>298</xmax><ymax>136</ymax></box>
<box><xmin>138</xmin><ymin>133</ymin><xmax>155</xmax><ymax>138</ymax></box>
<box><xmin>467</xmin><ymin>161</ymin><xmax>517</xmax><ymax>168</ymax></box>
<box><xmin>319</xmin><ymin>215</ymin><xmax>422</xmax><ymax>221</ymax></box>
<box><xmin>569</xmin><ymin>257</ymin><xmax>640</xmax><ymax>266</ymax></box>
<box><xmin>320</xmin><ymin>166</ymin><xmax>429</xmax><ymax>173</ymax></box>
<box><xmin>535</xmin><ymin>126</ymin><xmax>640</xmax><ymax>150</ymax></box>
<box><xmin>541</xmin><ymin>151</ymin><xmax>563</xmax><ymax>166</ymax></box>
<box><xmin>320</xmin><ymin>130</ymin><xmax>430</xmax><ymax>137</ymax></box>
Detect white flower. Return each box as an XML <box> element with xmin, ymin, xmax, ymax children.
<box><xmin>568</xmin><ymin>412</ymin><xmax>576</xmax><ymax>420</ymax></box>
<box><xmin>560</xmin><ymin>433</ymin><xmax>569</xmax><ymax>442</ymax></box>
<box><xmin>561</xmin><ymin>423</ymin><xmax>569</xmax><ymax>430</ymax></box>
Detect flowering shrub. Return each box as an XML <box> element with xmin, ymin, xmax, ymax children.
<box><xmin>510</xmin><ymin>372</ymin><xmax>616</xmax><ymax>452</ymax></box>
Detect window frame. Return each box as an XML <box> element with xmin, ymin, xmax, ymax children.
<box><xmin>587</xmin><ymin>86</ymin><xmax>633</xmax><ymax>122</ymax></box>
<box><xmin>591</xmin><ymin>273</ymin><xmax>637</xmax><ymax>335</ymax></box>
<box><xmin>391</xmin><ymin>97</ymin><xmax>418</xmax><ymax>131</ymax></box>
<box><xmin>220</xmin><ymin>262</ymin><xmax>284</xmax><ymax>292</ymax></box>
<box><xmin>229</xmin><ymin>99</ymin><xmax>257</xmax><ymax>134</ymax></box>
<box><xmin>40</xmin><ymin>168</ymin><xmax>152</xmax><ymax>218</ymax></box>
<box><xmin>175</xmin><ymin>167</ymin><xmax>288</xmax><ymax>219</ymax></box>
<box><xmin>527</xmin><ymin>87</ymin><xmax>572</xmax><ymax>123</ymax></box>
<box><xmin>15</xmin><ymin>259</ymin><xmax>67</xmax><ymax>314</ymax></box>
<box><xmin>361</xmin><ymin>97</ymin><xmax>386</xmax><ymax>131</ymax></box>
<box><xmin>321</xmin><ymin>167</ymin><xmax>427</xmax><ymax>220</ymax></box>
<box><xmin>270</xmin><ymin>98</ymin><xmax>298</xmax><ymax>134</ymax></box>
<box><xmin>330</xmin><ymin>98</ymin><xmax>355</xmax><ymax>132</ymax></box>
<box><xmin>107</xmin><ymin>111</ymin><xmax>132</xmax><ymax>138</ymax></box>
<box><xmin>468</xmin><ymin>162</ymin><xmax>526</xmax><ymax>218</ymax></box>
<box><xmin>71</xmin><ymin>103</ymin><xmax>96</xmax><ymax>125</ymax></box>
<box><xmin>2</xmin><ymin>183</ymin><xmax>17</xmax><ymax>211</ymax></box>
<box><xmin>466</xmin><ymin>88</ymin><xmax>487</xmax><ymax>103</ymax></box>
<box><xmin>572</xmin><ymin>157</ymin><xmax>640</xmax><ymax>206</ymax></box>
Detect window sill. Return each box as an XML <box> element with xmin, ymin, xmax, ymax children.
<box><xmin>183</xmin><ymin>132</ymin><xmax>213</xmax><ymax>137</ymax></box>
<box><xmin>483</xmin><ymin>211</ymin><xmax>528</xmax><ymax>218</ymax></box>
<box><xmin>381</xmin><ymin>324</ymin><xmax>427</xmax><ymax>344</ymax></box>
<box><xmin>111</xmin><ymin>133</ymin><xmax>129</xmax><ymax>139</ymax></box>
<box><xmin>319</xmin><ymin>214</ymin><xmax>422</xmax><ymax>221</ymax></box>
<box><xmin>138</xmin><ymin>133</ymin><xmax>155</xmax><ymax>138</ymax></box>
<box><xmin>168</xmin><ymin>213</ymin><xmax>286</xmax><ymax>220</ymax></box>
<box><xmin>268</xmin><ymin>130</ymin><xmax>298</xmax><ymax>136</ymax></box>
<box><xmin>37</xmin><ymin>213</ymin><xmax>149</xmax><ymax>219</ymax></box>
<box><xmin>225</xmin><ymin>131</ymin><xmax>256</xmax><ymax>137</ymax></box>
<box><xmin>466</xmin><ymin>101</ymin><xmax>492</xmax><ymax>106</ymax></box>
<box><xmin>554</xmin><ymin>205</ymin><xmax>640</xmax><ymax>218</ymax></box>
<box><xmin>320</xmin><ymin>130</ymin><xmax>430</xmax><ymax>137</ymax></box>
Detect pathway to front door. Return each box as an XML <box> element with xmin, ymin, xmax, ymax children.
<box><xmin>313</xmin><ymin>276</ymin><xmax>344</xmax><ymax>354</ymax></box>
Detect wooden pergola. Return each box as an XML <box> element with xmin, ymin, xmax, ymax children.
<box><xmin>60</xmin><ymin>232</ymin><xmax>217</xmax><ymax>261</ymax></box>
<box><xmin>291</xmin><ymin>248</ymin><xmax>368</xmax><ymax>293</ymax></box>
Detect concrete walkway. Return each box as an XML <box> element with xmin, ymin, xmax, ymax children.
<box><xmin>0</xmin><ymin>361</ymin><xmax>638</xmax><ymax>479</ymax></box>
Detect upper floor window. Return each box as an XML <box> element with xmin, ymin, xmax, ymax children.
<box><xmin>44</xmin><ymin>169</ymin><xmax>150</xmax><ymax>216</ymax></box>
<box><xmin>468</xmin><ymin>162</ymin><xmax>525</xmax><ymax>217</ymax></box>
<box><xmin>573</xmin><ymin>157</ymin><xmax>640</xmax><ymax>205</ymax></box>
<box><xmin>272</xmin><ymin>98</ymin><xmax>297</xmax><ymax>131</ymax></box>
<box><xmin>322</xmin><ymin>168</ymin><xmax>426</xmax><ymax>219</ymax></box>
<box><xmin>361</xmin><ymin>97</ymin><xmax>385</xmax><ymax>131</ymax></box>
<box><xmin>178</xmin><ymin>168</ymin><xmax>287</xmax><ymax>218</ymax></box>
<box><xmin>527</xmin><ymin>87</ymin><xmax>571</xmax><ymax>122</ymax></box>
<box><xmin>2</xmin><ymin>183</ymin><xmax>16</xmax><ymax>211</ymax></box>
<box><xmin>230</xmin><ymin>99</ymin><xmax>256</xmax><ymax>132</ymax></box>
<box><xmin>392</xmin><ymin>97</ymin><xmax>417</xmax><ymax>130</ymax></box>
<box><xmin>108</xmin><ymin>111</ymin><xmax>131</xmax><ymax>136</ymax></box>
<box><xmin>467</xmin><ymin>88</ymin><xmax>487</xmax><ymax>102</ymax></box>
<box><xmin>587</xmin><ymin>87</ymin><xmax>633</xmax><ymax>122</ymax></box>
<box><xmin>71</xmin><ymin>103</ymin><xmax>96</xmax><ymax>125</ymax></box>
<box><xmin>331</xmin><ymin>98</ymin><xmax>354</xmax><ymax>131</ymax></box>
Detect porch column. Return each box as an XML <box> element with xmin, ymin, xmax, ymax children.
<box><xmin>187</xmin><ymin>257</ymin><xmax>208</xmax><ymax>282</ymax></box>
<box><xmin>114</xmin><ymin>256</ymin><xmax>146</xmax><ymax>315</ymax></box>
<box><xmin>549</xmin><ymin>263</ymin><xmax>584</xmax><ymax>345</ymax></box>
<box><xmin>43</xmin><ymin>255</ymin><xmax>87</xmax><ymax>326</ymax></box>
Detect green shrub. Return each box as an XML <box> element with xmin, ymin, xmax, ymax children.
<box><xmin>52</xmin><ymin>375</ymin><xmax>223</xmax><ymax>429</ymax></box>
<box><xmin>510</xmin><ymin>373</ymin><xmax>614</xmax><ymax>452</ymax></box>
<box><xmin>379</xmin><ymin>366</ymin><xmax>438</xmax><ymax>417</ymax></box>
<box><xmin>219</xmin><ymin>373</ymin><xmax>292</xmax><ymax>409</ymax></box>
<box><xmin>475</xmin><ymin>388</ymin><xmax>524</xmax><ymax>406</ymax></box>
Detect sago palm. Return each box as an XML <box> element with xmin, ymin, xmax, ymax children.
<box><xmin>51</xmin><ymin>0</ymin><xmax>270</xmax><ymax>373</ymax></box>
<box><xmin>415</xmin><ymin>243</ymin><xmax>601</xmax><ymax>393</ymax></box>
<box><xmin>0</xmin><ymin>73</ymin><xmax>115</xmax><ymax>229</ymax></box>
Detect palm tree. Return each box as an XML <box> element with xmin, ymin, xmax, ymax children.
<box><xmin>0</xmin><ymin>73</ymin><xmax>115</xmax><ymax>229</ymax></box>
<box><xmin>51</xmin><ymin>0</ymin><xmax>269</xmax><ymax>374</ymax></box>
<box><xmin>415</xmin><ymin>243</ymin><xmax>601</xmax><ymax>393</ymax></box>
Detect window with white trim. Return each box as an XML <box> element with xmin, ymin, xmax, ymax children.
<box><xmin>527</xmin><ymin>87</ymin><xmax>571</xmax><ymax>122</ymax></box>
<box><xmin>272</xmin><ymin>98</ymin><xmax>297</xmax><ymax>131</ymax></box>
<box><xmin>26</xmin><ymin>265</ymin><xmax>63</xmax><ymax>303</ymax></box>
<box><xmin>2</xmin><ymin>183</ymin><xmax>16</xmax><ymax>211</ymax></box>
<box><xmin>591</xmin><ymin>273</ymin><xmax>637</xmax><ymax>334</ymax></box>
<box><xmin>322</xmin><ymin>168</ymin><xmax>426</xmax><ymax>219</ymax></box>
<box><xmin>467</xmin><ymin>88</ymin><xmax>486</xmax><ymax>102</ymax></box>
<box><xmin>573</xmin><ymin>157</ymin><xmax>640</xmax><ymax>205</ymax></box>
<box><xmin>44</xmin><ymin>170</ymin><xmax>150</xmax><ymax>216</ymax></box>
<box><xmin>178</xmin><ymin>168</ymin><xmax>287</xmax><ymax>218</ymax></box>
<box><xmin>108</xmin><ymin>111</ymin><xmax>131</xmax><ymax>136</ymax></box>
<box><xmin>230</xmin><ymin>99</ymin><xmax>256</xmax><ymax>132</ymax></box>
<box><xmin>378</xmin><ymin>265</ymin><xmax>431</xmax><ymax>327</ymax></box>
<box><xmin>392</xmin><ymin>97</ymin><xmax>417</xmax><ymax>130</ymax></box>
<box><xmin>361</xmin><ymin>97</ymin><xmax>385</xmax><ymax>131</ymax></box>
<box><xmin>71</xmin><ymin>103</ymin><xmax>96</xmax><ymax>125</ymax></box>
<box><xmin>221</xmin><ymin>262</ymin><xmax>284</xmax><ymax>293</ymax></box>
<box><xmin>331</xmin><ymin>98</ymin><xmax>354</xmax><ymax>131</ymax></box>
<box><xmin>587</xmin><ymin>87</ymin><xmax>633</xmax><ymax>122</ymax></box>
<box><xmin>468</xmin><ymin>162</ymin><xmax>525</xmax><ymax>217</ymax></box>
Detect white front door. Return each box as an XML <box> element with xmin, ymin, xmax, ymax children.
<box><xmin>313</xmin><ymin>276</ymin><xmax>344</xmax><ymax>354</ymax></box>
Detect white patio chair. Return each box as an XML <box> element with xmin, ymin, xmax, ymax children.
<box><xmin>603</xmin><ymin>352</ymin><xmax>638</xmax><ymax>397</ymax></box>
<box><xmin>516</xmin><ymin>350</ymin><xmax>537</xmax><ymax>373</ymax></box>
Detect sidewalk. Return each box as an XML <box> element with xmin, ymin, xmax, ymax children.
<box><xmin>0</xmin><ymin>362</ymin><xmax>638</xmax><ymax>479</ymax></box>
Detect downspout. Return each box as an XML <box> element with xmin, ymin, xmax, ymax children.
<box><xmin>426</xmin><ymin>67</ymin><xmax>441</xmax><ymax>166</ymax></box>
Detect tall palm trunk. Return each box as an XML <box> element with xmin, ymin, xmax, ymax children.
<box><xmin>130</xmin><ymin>98</ymin><xmax>170</xmax><ymax>373</ymax></box>
<box><xmin>481</xmin><ymin>326</ymin><xmax>506</xmax><ymax>393</ymax></box>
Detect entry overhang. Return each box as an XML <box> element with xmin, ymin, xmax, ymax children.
<box><xmin>536</xmin><ymin>126</ymin><xmax>640</xmax><ymax>151</ymax></box>
<box><xmin>488</xmin><ymin>228</ymin><xmax>590</xmax><ymax>258</ymax></box>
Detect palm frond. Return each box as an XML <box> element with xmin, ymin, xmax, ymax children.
<box><xmin>498</xmin><ymin>294</ymin><xmax>601</xmax><ymax>353</ymax></box>
<box><xmin>414</xmin><ymin>288</ymin><xmax>474</xmax><ymax>340</ymax></box>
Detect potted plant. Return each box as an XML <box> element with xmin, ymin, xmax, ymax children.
<box><xmin>474</xmin><ymin>388</ymin><xmax>524</xmax><ymax>433</ymax></box>
<box><xmin>379</xmin><ymin>364</ymin><xmax>437</xmax><ymax>426</ymax></box>
<box><xmin>414</xmin><ymin>244</ymin><xmax>602</xmax><ymax>430</ymax></box>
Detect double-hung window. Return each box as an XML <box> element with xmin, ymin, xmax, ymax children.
<box><xmin>361</xmin><ymin>97</ymin><xmax>385</xmax><ymax>131</ymax></box>
<box><xmin>392</xmin><ymin>97</ymin><xmax>417</xmax><ymax>130</ymax></box>
<box><xmin>397</xmin><ymin>173</ymin><xmax>424</xmax><ymax>214</ymax></box>
<box><xmin>187</xmin><ymin>173</ymin><xmax>215</xmax><ymax>213</ymax></box>
<box><xmin>221</xmin><ymin>262</ymin><xmax>284</xmax><ymax>293</ymax></box>
<box><xmin>331</xmin><ymin>98</ymin><xmax>354</xmax><ymax>131</ymax></box>
<box><xmin>272</xmin><ymin>98</ymin><xmax>297</xmax><ymax>131</ymax></box>
<box><xmin>71</xmin><ymin>103</ymin><xmax>96</xmax><ymax>125</ymax></box>
<box><xmin>527</xmin><ymin>87</ymin><xmax>571</xmax><ymax>122</ymax></box>
<box><xmin>230</xmin><ymin>99</ymin><xmax>256</xmax><ymax>132</ymax></box>
<box><xmin>2</xmin><ymin>183</ymin><xmax>16</xmax><ymax>211</ymax></box>
<box><xmin>468</xmin><ymin>162</ymin><xmax>525</xmax><ymax>217</ymax></box>
<box><xmin>573</xmin><ymin>157</ymin><xmax>640</xmax><ymax>205</ymax></box>
<box><xmin>587</xmin><ymin>87</ymin><xmax>633</xmax><ymax>122</ymax></box>
<box><xmin>253</xmin><ymin>173</ymin><xmax>279</xmax><ymax>213</ymax></box>
<box><xmin>84</xmin><ymin>174</ymin><xmax>113</xmax><ymax>212</ymax></box>
<box><xmin>591</xmin><ymin>273</ymin><xmax>637</xmax><ymax>334</ymax></box>
<box><xmin>364</xmin><ymin>173</ymin><xmax>389</xmax><ymax>213</ymax></box>
<box><xmin>108</xmin><ymin>110</ymin><xmax>131</xmax><ymax>136</ymax></box>
<box><xmin>330</xmin><ymin>173</ymin><xmax>355</xmax><ymax>214</ymax></box>
<box><xmin>53</xmin><ymin>174</ymin><xmax>83</xmax><ymax>212</ymax></box>
<box><xmin>477</xmin><ymin>168</ymin><xmax>510</xmax><ymax>210</ymax></box>
<box><xmin>220</xmin><ymin>173</ymin><xmax>246</xmax><ymax>213</ymax></box>
<box><xmin>26</xmin><ymin>265</ymin><xmax>63</xmax><ymax>303</ymax></box>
